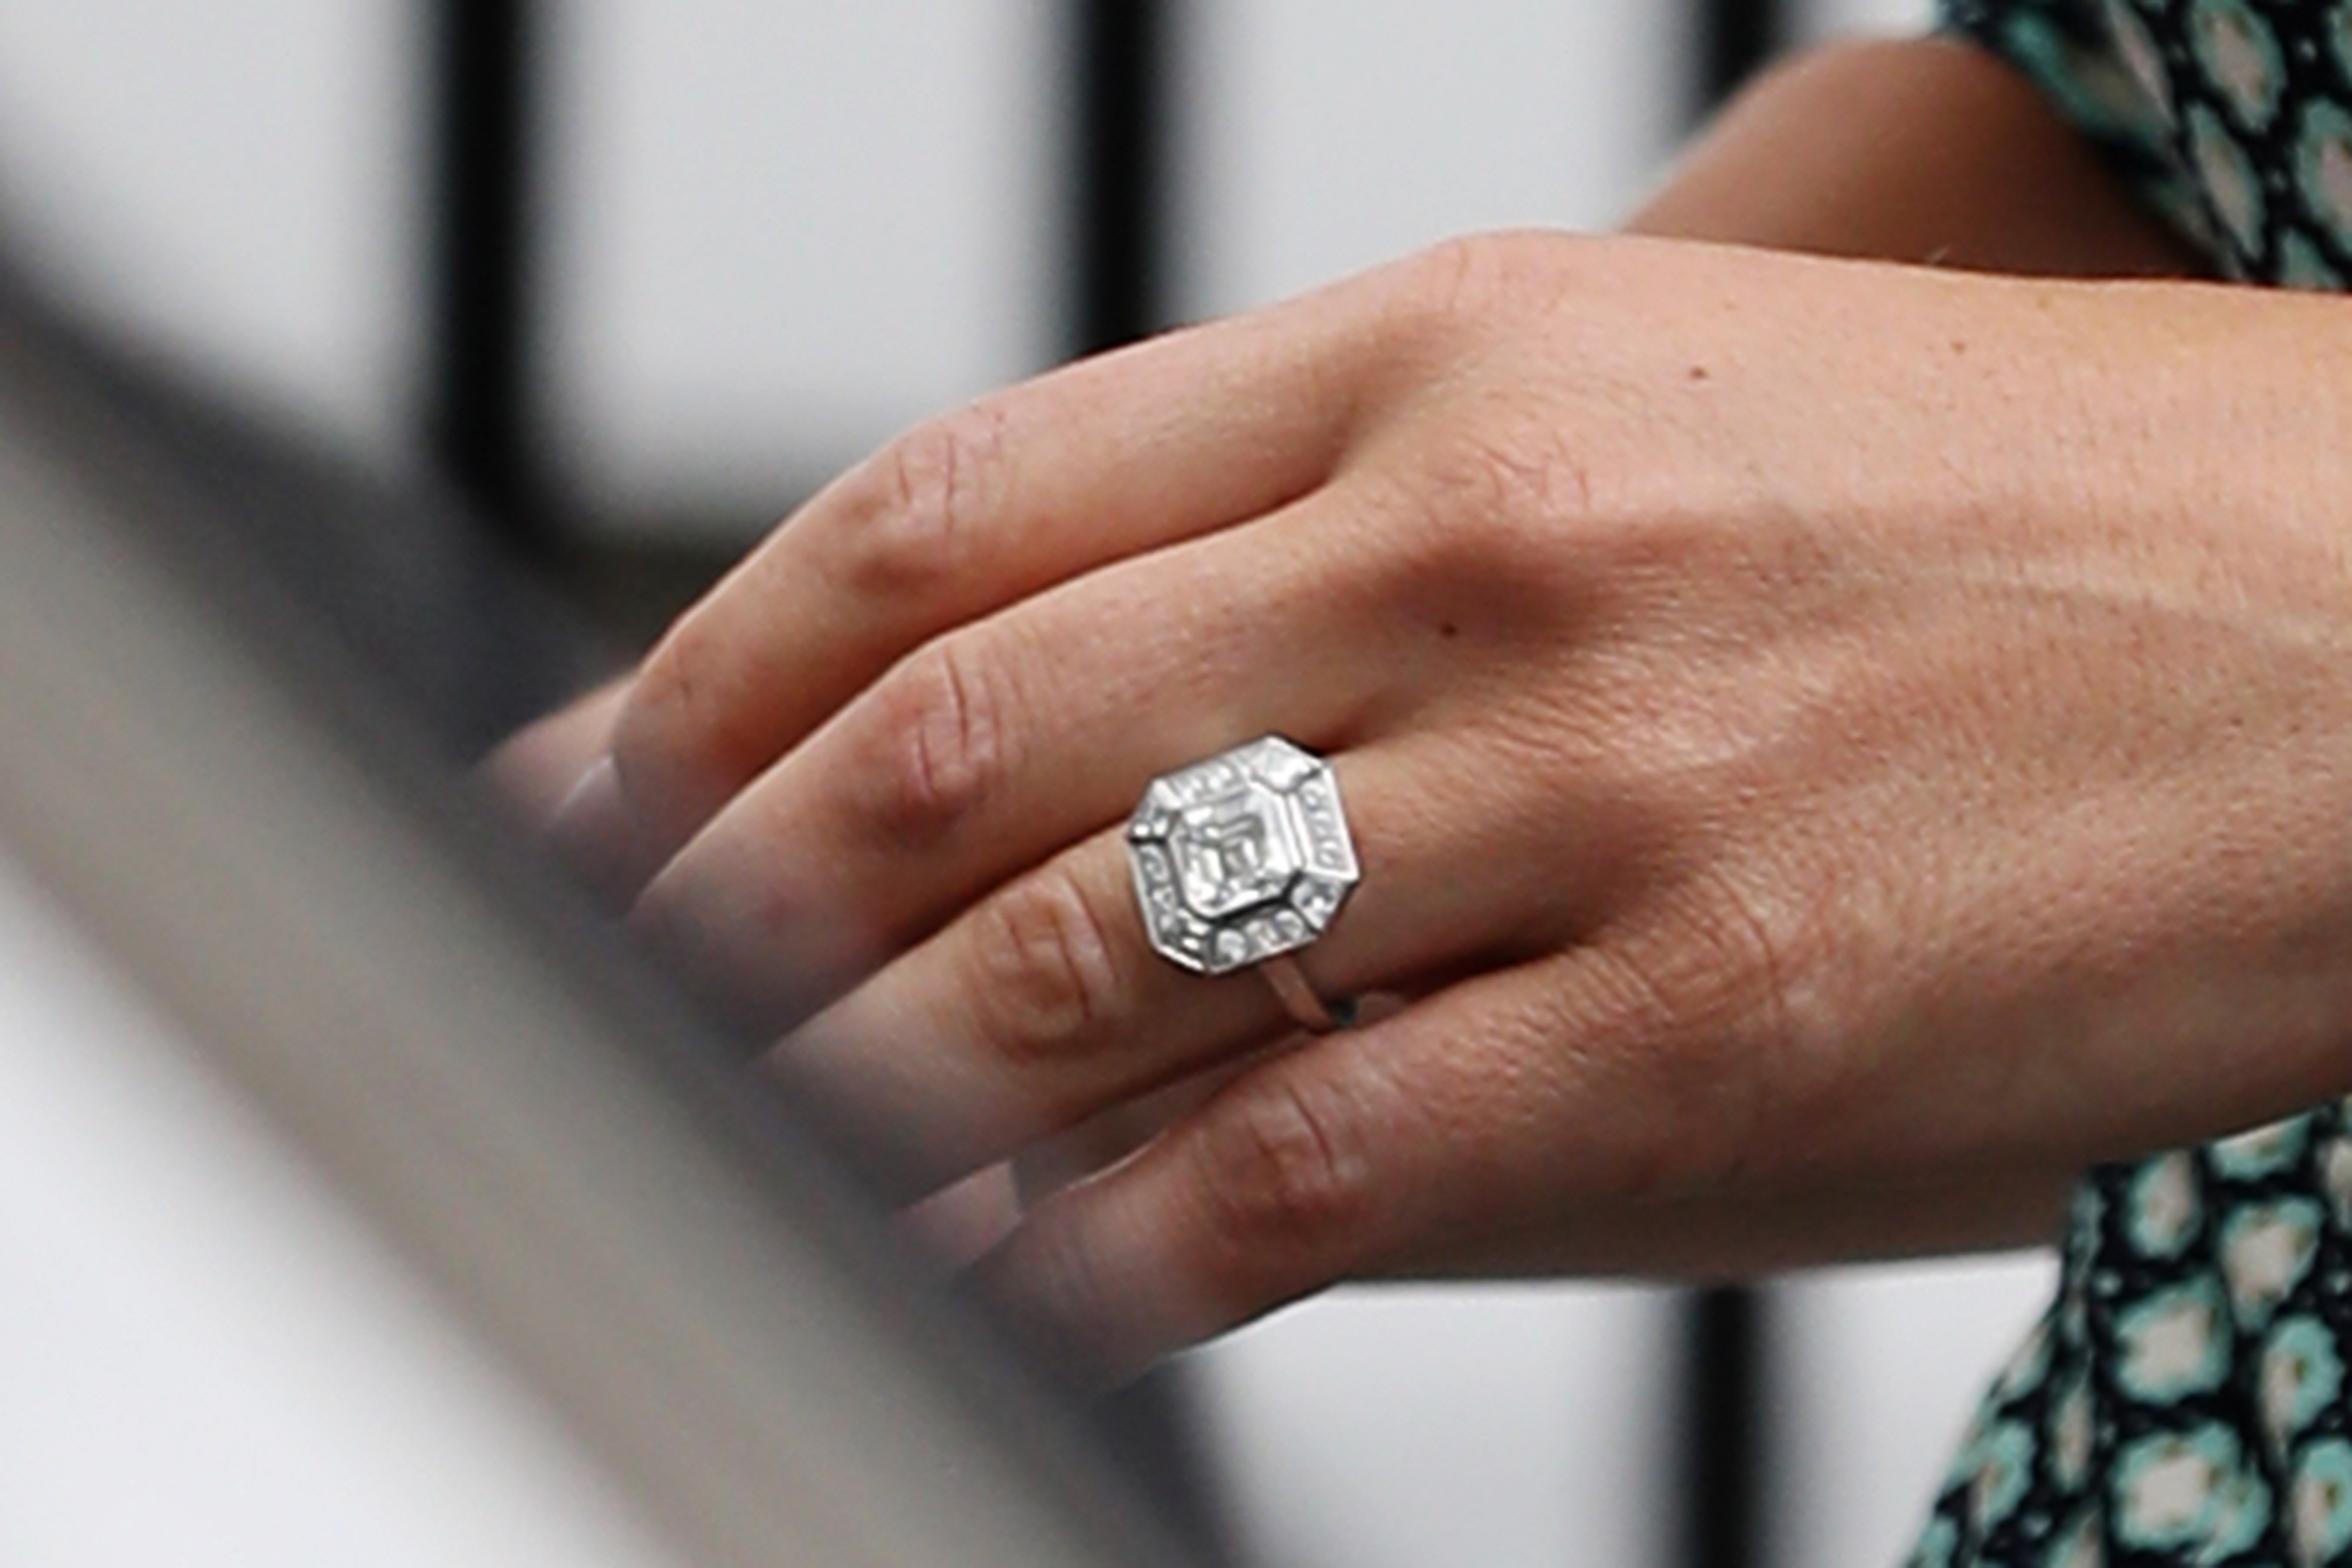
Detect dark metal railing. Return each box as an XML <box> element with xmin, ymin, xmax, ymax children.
<box><xmin>426</xmin><ymin>0</ymin><xmax>545</xmax><ymax>556</ymax></box>
<box><xmin>1072</xmin><ymin>0</ymin><xmax>1176</xmax><ymax>355</ymax></box>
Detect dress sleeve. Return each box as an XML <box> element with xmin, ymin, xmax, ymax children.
<box><xmin>1936</xmin><ymin>0</ymin><xmax>2221</xmax><ymax>262</ymax></box>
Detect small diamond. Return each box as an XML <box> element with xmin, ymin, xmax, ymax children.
<box><xmin>1214</xmin><ymin>929</ymin><xmax>1248</xmax><ymax>967</ymax></box>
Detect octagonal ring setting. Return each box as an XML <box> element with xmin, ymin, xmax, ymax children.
<box><xmin>1124</xmin><ymin>735</ymin><xmax>1361</xmax><ymax>1032</ymax></box>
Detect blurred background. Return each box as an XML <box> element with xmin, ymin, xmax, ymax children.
<box><xmin>0</xmin><ymin>3</ymin><xmax>2061</xmax><ymax>1565</ymax></box>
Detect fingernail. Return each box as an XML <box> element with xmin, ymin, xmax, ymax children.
<box><xmin>545</xmin><ymin>757</ymin><xmax>648</xmax><ymax>913</ymax></box>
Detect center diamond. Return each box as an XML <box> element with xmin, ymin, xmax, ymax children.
<box><xmin>1172</xmin><ymin>780</ymin><xmax>1302</xmax><ymax>919</ymax></box>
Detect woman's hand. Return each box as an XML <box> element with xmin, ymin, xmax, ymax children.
<box><xmin>552</xmin><ymin>229</ymin><xmax>2352</xmax><ymax>1383</ymax></box>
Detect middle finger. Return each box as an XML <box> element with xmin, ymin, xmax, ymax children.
<box><xmin>632</xmin><ymin>484</ymin><xmax>1402</xmax><ymax>1024</ymax></box>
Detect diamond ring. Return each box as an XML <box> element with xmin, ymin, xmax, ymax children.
<box><xmin>1124</xmin><ymin>736</ymin><xmax>1361</xmax><ymax>1033</ymax></box>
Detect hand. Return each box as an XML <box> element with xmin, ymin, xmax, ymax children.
<box><xmin>556</xmin><ymin>230</ymin><xmax>2352</xmax><ymax>1381</ymax></box>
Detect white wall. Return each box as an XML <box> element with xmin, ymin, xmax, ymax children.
<box><xmin>0</xmin><ymin>849</ymin><xmax>683</xmax><ymax>1568</ymax></box>
<box><xmin>1796</xmin><ymin>0</ymin><xmax>1937</xmax><ymax>41</ymax></box>
<box><xmin>0</xmin><ymin>0</ymin><xmax>1946</xmax><ymax>518</ymax></box>
<box><xmin>1770</xmin><ymin>1257</ymin><xmax>2058</xmax><ymax>1568</ymax></box>
<box><xmin>1175</xmin><ymin>0</ymin><xmax>1684</xmax><ymax>318</ymax></box>
<box><xmin>1195</xmin><ymin>1284</ymin><xmax>1676</xmax><ymax>1568</ymax></box>
<box><xmin>542</xmin><ymin>0</ymin><xmax>1063</xmax><ymax>533</ymax></box>
<box><xmin>536</xmin><ymin>0</ymin><xmax>1947</xmax><ymax>534</ymax></box>
<box><xmin>0</xmin><ymin>0</ymin><xmax>420</xmax><ymax>458</ymax></box>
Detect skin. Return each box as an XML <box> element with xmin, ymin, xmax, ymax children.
<box><xmin>518</xmin><ymin>39</ymin><xmax>2352</xmax><ymax>1384</ymax></box>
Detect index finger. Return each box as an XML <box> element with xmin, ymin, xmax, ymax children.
<box><xmin>567</xmin><ymin>286</ymin><xmax>1402</xmax><ymax>888</ymax></box>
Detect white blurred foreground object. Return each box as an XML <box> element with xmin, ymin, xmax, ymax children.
<box><xmin>0</xmin><ymin>0</ymin><xmax>418</xmax><ymax>455</ymax></box>
<box><xmin>0</xmin><ymin>282</ymin><xmax>1196</xmax><ymax>1568</ymax></box>
<box><xmin>0</xmin><ymin>854</ymin><xmax>683</xmax><ymax>1568</ymax></box>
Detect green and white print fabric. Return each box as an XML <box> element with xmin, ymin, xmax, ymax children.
<box><xmin>1911</xmin><ymin>1106</ymin><xmax>2352</xmax><ymax>1568</ymax></box>
<box><xmin>1942</xmin><ymin>0</ymin><xmax>2352</xmax><ymax>285</ymax></box>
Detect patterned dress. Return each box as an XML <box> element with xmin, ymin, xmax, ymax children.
<box><xmin>1918</xmin><ymin>3</ymin><xmax>2352</xmax><ymax>1562</ymax></box>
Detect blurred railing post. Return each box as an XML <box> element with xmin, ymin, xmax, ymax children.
<box><xmin>1697</xmin><ymin>0</ymin><xmax>1784</xmax><ymax>110</ymax></box>
<box><xmin>1070</xmin><ymin>0</ymin><xmax>1174</xmax><ymax>356</ymax></box>
<box><xmin>426</xmin><ymin>0</ymin><xmax>548</xmax><ymax>557</ymax></box>
<box><xmin>1678</xmin><ymin>1283</ymin><xmax>1769</xmax><ymax>1568</ymax></box>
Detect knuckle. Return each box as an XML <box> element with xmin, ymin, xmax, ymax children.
<box><xmin>966</xmin><ymin>863</ymin><xmax>1132</xmax><ymax>1068</ymax></box>
<box><xmin>833</xmin><ymin>403</ymin><xmax>1014</xmax><ymax>602</ymax></box>
<box><xmin>1388</xmin><ymin>231</ymin><xmax>1573</xmax><ymax>344</ymax></box>
<box><xmin>1418</xmin><ymin>411</ymin><xmax>1597</xmax><ymax>541</ymax></box>
<box><xmin>1651</xmin><ymin>867</ymin><xmax>1802</xmax><ymax>1041</ymax></box>
<box><xmin>1681</xmin><ymin>853</ymin><xmax>1876</xmax><ymax>1164</ymax></box>
<box><xmin>1395</xmin><ymin>236</ymin><xmax>1490</xmax><ymax>334</ymax></box>
<box><xmin>998</xmin><ymin>1202</ymin><xmax>1109</xmax><ymax>1347</ymax></box>
<box><xmin>1585</xmin><ymin>871</ymin><xmax>1818</xmax><ymax>1192</ymax></box>
<box><xmin>1562</xmin><ymin>941</ymin><xmax>1754</xmax><ymax>1197</ymax></box>
<box><xmin>1360</xmin><ymin>416</ymin><xmax>1597</xmax><ymax>624</ymax></box>
<box><xmin>1400</xmin><ymin>234</ymin><xmax>1511</xmax><ymax>325</ymax></box>
<box><xmin>1186</xmin><ymin>1073</ymin><xmax>1378</xmax><ymax>1256</ymax></box>
<box><xmin>855</xmin><ymin>634</ymin><xmax>1014</xmax><ymax>845</ymax></box>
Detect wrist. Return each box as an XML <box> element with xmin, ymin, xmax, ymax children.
<box><xmin>1872</xmin><ymin>268</ymin><xmax>2352</xmax><ymax>1168</ymax></box>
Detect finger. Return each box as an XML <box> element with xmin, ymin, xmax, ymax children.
<box><xmin>1010</xmin><ymin>993</ymin><xmax>1414</xmax><ymax>1207</ymax></box>
<box><xmin>768</xmin><ymin>738</ymin><xmax>1568</xmax><ymax>1199</ymax></box>
<box><xmin>1011</xmin><ymin>1059</ymin><xmax>1253</xmax><ymax>1211</ymax></box>
<box><xmin>628</xmin><ymin>487</ymin><xmax>1398</xmax><ymax>1020</ymax></box>
<box><xmin>898</xmin><ymin>1164</ymin><xmax>1022</xmax><ymax>1271</ymax></box>
<box><xmin>484</xmin><ymin>678</ymin><xmax>628</xmax><ymax>824</ymax></box>
<box><xmin>965</xmin><ymin>968</ymin><xmax>1540</xmax><ymax>1386</ymax></box>
<box><xmin>966</xmin><ymin>937</ymin><xmax>1795</xmax><ymax>1386</ymax></box>
<box><xmin>575</xmin><ymin>294</ymin><xmax>1400</xmax><ymax>887</ymax></box>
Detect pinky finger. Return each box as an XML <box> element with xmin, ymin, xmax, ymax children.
<box><xmin>900</xmin><ymin>1164</ymin><xmax>1022</xmax><ymax>1271</ymax></box>
<box><xmin>1008</xmin><ymin>994</ymin><xmax>1413</xmax><ymax>1211</ymax></box>
<box><xmin>970</xmin><ymin>976</ymin><xmax>1537</xmax><ymax>1387</ymax></box>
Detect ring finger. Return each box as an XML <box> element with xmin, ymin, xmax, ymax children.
<box><xmin>769</xmin><ymin>735</ymin><xmax>1571</xmax><ymax>1200</ymax></box>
